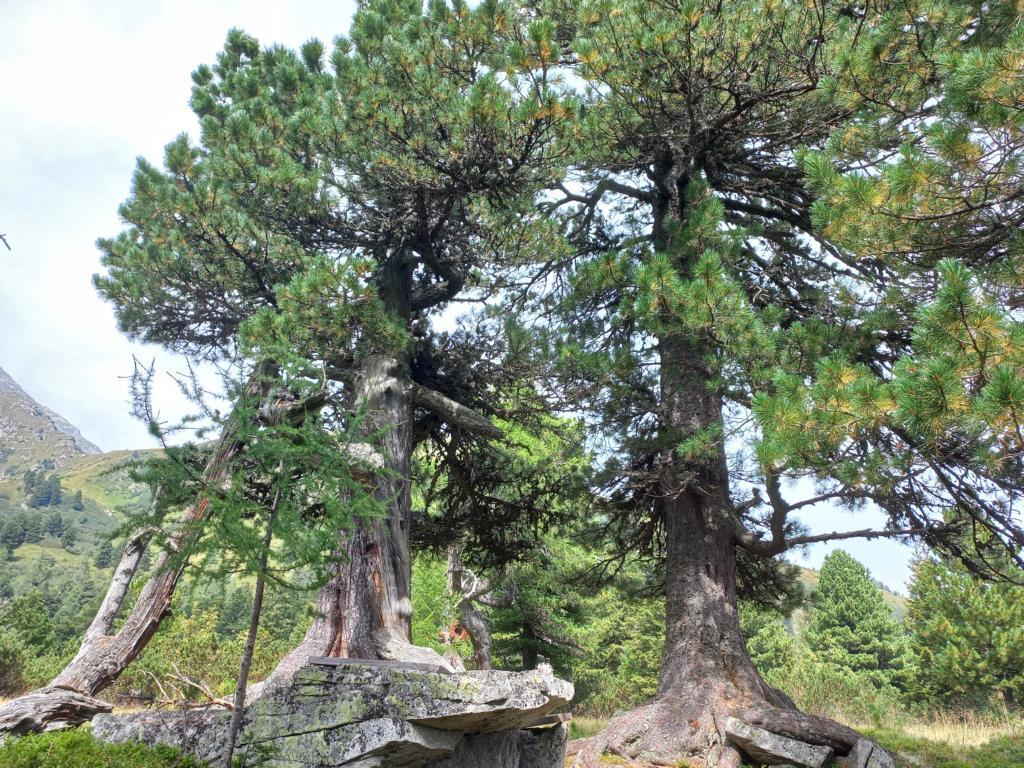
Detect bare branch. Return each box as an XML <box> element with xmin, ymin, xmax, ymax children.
<box><xmin>410</xmin><ymin>382</ymin><xmax>503</xmax><ymax>439</ymax></box>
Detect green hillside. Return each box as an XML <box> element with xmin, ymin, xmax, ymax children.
<box><xmin>0</xmin><ymin>368</ymin><xmax>155</xmax><ymax>584</ymax></box>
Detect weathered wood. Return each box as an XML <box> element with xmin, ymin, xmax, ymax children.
<box><xmin>524</xmin><ymin>713</ymin><xmax>572</xmax><ymax>729</ymax></box>
<box><xmin>447</xmin><ymin>542</ymin><xmax>494</xmax><ymax>670</ymax></box>
<box><xmin>82</xmin><ymin>522</ymin><xmax>152</xmax><ymax>646</ymax></box>
<box><xmin>0</xmin><ymin>686</ymin><xmax>111</xmax><ymax>736</ymax></box>
<box><xmin>411</xmin><ymin>382</ymin><xmax>503</xmax><ymax>439</ymax></box>
<box><xmin>0</xmin><ymin>365</ymin><xmax>277</xmax><ymax>736</ymax></box>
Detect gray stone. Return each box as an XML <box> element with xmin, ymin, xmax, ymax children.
<box><xmin>518</xmin><ymin>724</ymin><xmax>569</xmax><ymax>768</ymax></box>
<box><xmin>93</xmin><ymin>660</ymin><xmax>573</xmax><ymax>768</ymax></box>
<box><xmin>724</xmin><ymin>717</ymin><xmax>834</xmax><ymax>768</ymax></box>
<box><xmin>866</xmin><ymin>745</ymin><xmax>896</xmax><ymax>768</ymax></box>
<box><xmin>426</xmin><ymin>730</ymin><xmax>520</xmax><ymax>768</ymax></box>
<box><xmin>842</xmin><ymin>739</ymin><xmax>875</xmax><ymax>768</ymax></box>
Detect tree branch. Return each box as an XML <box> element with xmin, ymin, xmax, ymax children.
<box><xmin>410</xmin><ymin>382</ymin><xmax>503</xmax><ymax>439</ymax></box>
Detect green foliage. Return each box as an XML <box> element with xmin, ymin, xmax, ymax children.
<box><xmin>765</xmin><ymin>648</ymin><xmax>904</xmax><ymax>728</ymax></box>
<box><xmin>0</xmin><ymin>626</ymin><xmax>27</xmax><ymax>695</ymax></box>
<box><xmin>567</xmin><ymin>576</ymin><xmax>663</xmax><ymax>717</ymax></box>
<box><xmin>94</xmin><ymin>538</ymin><xmax>113</xmax><ymax>569</ymax></box>
<box><xmin>111</xmin><ymin>582</ymin><xmax>309</xmax><ymax>703</ymax></box>
<box><xmin>1</xmin><ymin>589</ymin><xmax>55</xmax><ymax>649</ymax></box>
<box><xmin>908</xmin><ymin>554</ymin><xmax>1024</xmax><ymax>708</ymax></box>
<box><xmin>804</xmin><ymin>551</ymin><xmax>912</xmax><ymax>690</ymax></box>
<box><xmin>29</xmin><ymin>474</ymin><xmax>62</xmax><ymax>508</ymax></box>
<box><xmin>0</xmin><ymin>729</ymin><xmax>207</xmax><ymax>768</ymax></box>
<box><xmin>739</xmin><ymin>604</ymin><xmax>794</xmax><ymax>679</ymax></box>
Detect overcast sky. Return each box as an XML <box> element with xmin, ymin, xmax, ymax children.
<box><xmin>0</xmin><ymin>0</ymin><xmax>918</xmax><ymax>591</ymax></box>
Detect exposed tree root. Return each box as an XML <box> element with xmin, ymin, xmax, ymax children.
<box><xmin>571</xmin><ymin>694</ymin><xmax>866</xmax><ymax>767</ymax></box>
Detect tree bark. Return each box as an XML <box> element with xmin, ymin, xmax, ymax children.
<box><xmin>0</xmin><ymin>367</ymin><xmax>275</xmax><ymax>736</ymax></box>
<box><xmin>253</xmin><ymin>251</ymin><xmax>451</xmax><ymax>695</ymax></box>
<box><xmin>574</xmin><ymin>174</ymin><xmax>867</xmax><ymax>766</ymax></box>
<box><xmin>446</xmin><ymin>543</ymin><xmax>493</xmax><ymax>670</ymax></box>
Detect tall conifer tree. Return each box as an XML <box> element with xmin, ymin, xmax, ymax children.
<box><xmin>520</xmin><ymin>0</ymin><xmax>1024</xmax><ymax>763</ymax></box>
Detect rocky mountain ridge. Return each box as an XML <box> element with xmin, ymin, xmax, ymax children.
<box><xmin>0</xmin><ymin>365</ymin><xmax>101</xmax><ymax>478</ymax></box>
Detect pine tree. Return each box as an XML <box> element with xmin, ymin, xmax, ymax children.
<box><xmin>56</xmin><ymin>0</ymin><xmax>570</xmax><ymax>717</ymax></box>
<box><xmin>740</xmin><ymin>604</ymin><xmax>795</xmax><ymax>681</ymax></box>
<box><xmin>71</xmin><ymin>490</ymin><xmax>84</xmax><ymax>511</ymax></box>
<box><xmin>48</xmin><ymin>476</ymin><xmax>62</xmax><ymax>506</ymax></box>
<box><xmin>46</xmin><ymin>512</ymin><xmax>63</xmax><ymax>538</ymax></box>
<box><xmin>524</xmin><ymin>0</ymin><xmax>1024</xmax><ymax>762</ymax></box>
<box><xmin>1</xmin><ymin>519</ymin><xmax>25</xmax><ymax>558</ymax></box>
<box><xmin>22</xmin><ymin>516</ymin><xmax>43</xmax><ymax>545</ymax></box>
<box><xmin>908</xmin><ymin>554</ymin><xmax>1024</xmax><ymax>708</ymax></box>
<box><xmin>215</xmin><ymin>587</ymin><xmax>252</xmax><ymax>637</ymax></box>
<box><xmin>60</xmin><ymin>526</ymin><xmax>77</xmax><ymax>552</ymax></box>
<box><xmin>804</xmin><ymin>551</ymin><xmax>911</xmax><ymax>690</ymax></box>
<box><xmin>28</xmin><ymin>475</ymin><xmax>52</xmax><ymax>508</ymax></box>
<box><xmin>94</xmin><ymin>539</ymin><xmax>113</xmax><ymax>569</ymax></box>
<box><xmin>0</xmin><ymin>590</ymin><xmax>54</xmax><ymax>651</ymax></box>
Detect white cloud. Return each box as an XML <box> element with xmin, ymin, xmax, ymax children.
<box><xmin>0</xmin><ymin>0</ymin><xmax>356</xmax><ymax>451</ymax></box>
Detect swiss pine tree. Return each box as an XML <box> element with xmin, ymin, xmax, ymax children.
<box><xmin>908</xmin><ymin>553</ymin><xmax>1024</xmax><ymax>708</ymax></box>
<box><xmin>526</xmin><ymin>0</ymin><xmax>1024</xmax><ymax>764</ymax></box>
<box><xmin>0</xmin><ymin>0</ymin><xmax>573</xmax><ymax>735</ymax></box>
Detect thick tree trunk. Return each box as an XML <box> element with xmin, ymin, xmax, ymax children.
<box><xmin>253</xmin><ymin>252</ymin><xmax>450</xmax><ymax>695</ymax></box>
<box><xmin>575</xmin><ymin>179</ymin><xmax>867</xmax><ymax>766</ymax></box>
<box><xmin>0</xmin><ymin>367</ymin><xmax>274</xmax><ymax>736</ymax></box>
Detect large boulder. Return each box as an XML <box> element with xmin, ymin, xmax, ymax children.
<box><xmin>93</xmin><ymin>659</ymin><xmax>572</xmax><ymax>768</ymax></box>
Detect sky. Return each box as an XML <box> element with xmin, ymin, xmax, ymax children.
<box><xmin>0</xmin><ymin>0</ymin><xmax>919</xmax><ymax>592</ymax></box>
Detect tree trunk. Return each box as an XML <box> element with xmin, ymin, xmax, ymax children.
<box><xmin>574</xmin><ymin>178</ymin><xmax>866</xmax><ymax>766</ymax></box>
<box><xmin>252</xmin><ymin>252</ymin><xmax>450</xmax><ymax>695</ymax></box>
<box><xmin>223</xmin><ymin>481</ymin><xmax>279</xmax><ymax>768</ymax></box>
<box><xmin>0</xmin><ymin>366</ymin><xmax>275</xmax><ymax>736</ymax></box>
<box><xmin>446</xmin><ymin>543</ymin><xmax>493</xmax><ymax>670</ymax></box>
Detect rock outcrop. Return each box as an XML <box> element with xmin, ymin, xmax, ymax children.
<box><xmin>93</xmin><ymin>659</ymin><xmax>572</xmax><ymax>767</ymax></box>
<box><xmin>722</xmin><ymin>717</ymin><xmax>896</xmax><ymax>768</ymax></box>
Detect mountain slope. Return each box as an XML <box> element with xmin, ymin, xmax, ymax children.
<box><xmin>0</xmin><ymin>365</ymin><xmax>101</xmax><ymax>478</ymax></box>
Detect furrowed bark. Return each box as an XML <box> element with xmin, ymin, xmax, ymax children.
<box><xmin>254</xmin><ymin>251</ymin><xmax>451</xmax><ymax>695</ymax></box>
<box><xmin>0</xmin><ymin>366</ymin><xmax>275</xmax><ymax>736</ymax></box>
<box><xmin>575</xmin><ymin>173</ymin><xmax>870</xmax><ymax>767</ymax></box>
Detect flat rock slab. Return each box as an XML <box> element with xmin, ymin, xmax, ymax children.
<box><xmin>93</xmin><ymin>661</ymin><xmax>573</xmax><ymax>768</ymax></box>
<box><xmin>725</xmin><ymin>717</ymin><xmax>833</xmax><ymax>768</ymax></box>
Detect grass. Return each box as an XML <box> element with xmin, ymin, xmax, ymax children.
<box><xmin>569</xmin><ymin>715</ymin><xmax>610</xmax><ymax>740</ymax></box>
<box><xmin>0</xmin><ymin>729</ymin><xmax>206</xmax><ymax>767</ymax></box>
<box><xmin>866</xmin><ymin>711</ymin><xmax>1024</xmax><ymax>768</ymax></box>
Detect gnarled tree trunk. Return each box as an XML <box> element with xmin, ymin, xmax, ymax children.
<box><xmin>254</xmin><ymin>252</ymin><xmax>451</xmax><ymax>695</ymax></box>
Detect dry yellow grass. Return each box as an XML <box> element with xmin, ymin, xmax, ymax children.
<box><xmin>897</xmin><ymin>711</ymin><xmax>1024</xmax><ymax>748</ymax></box>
